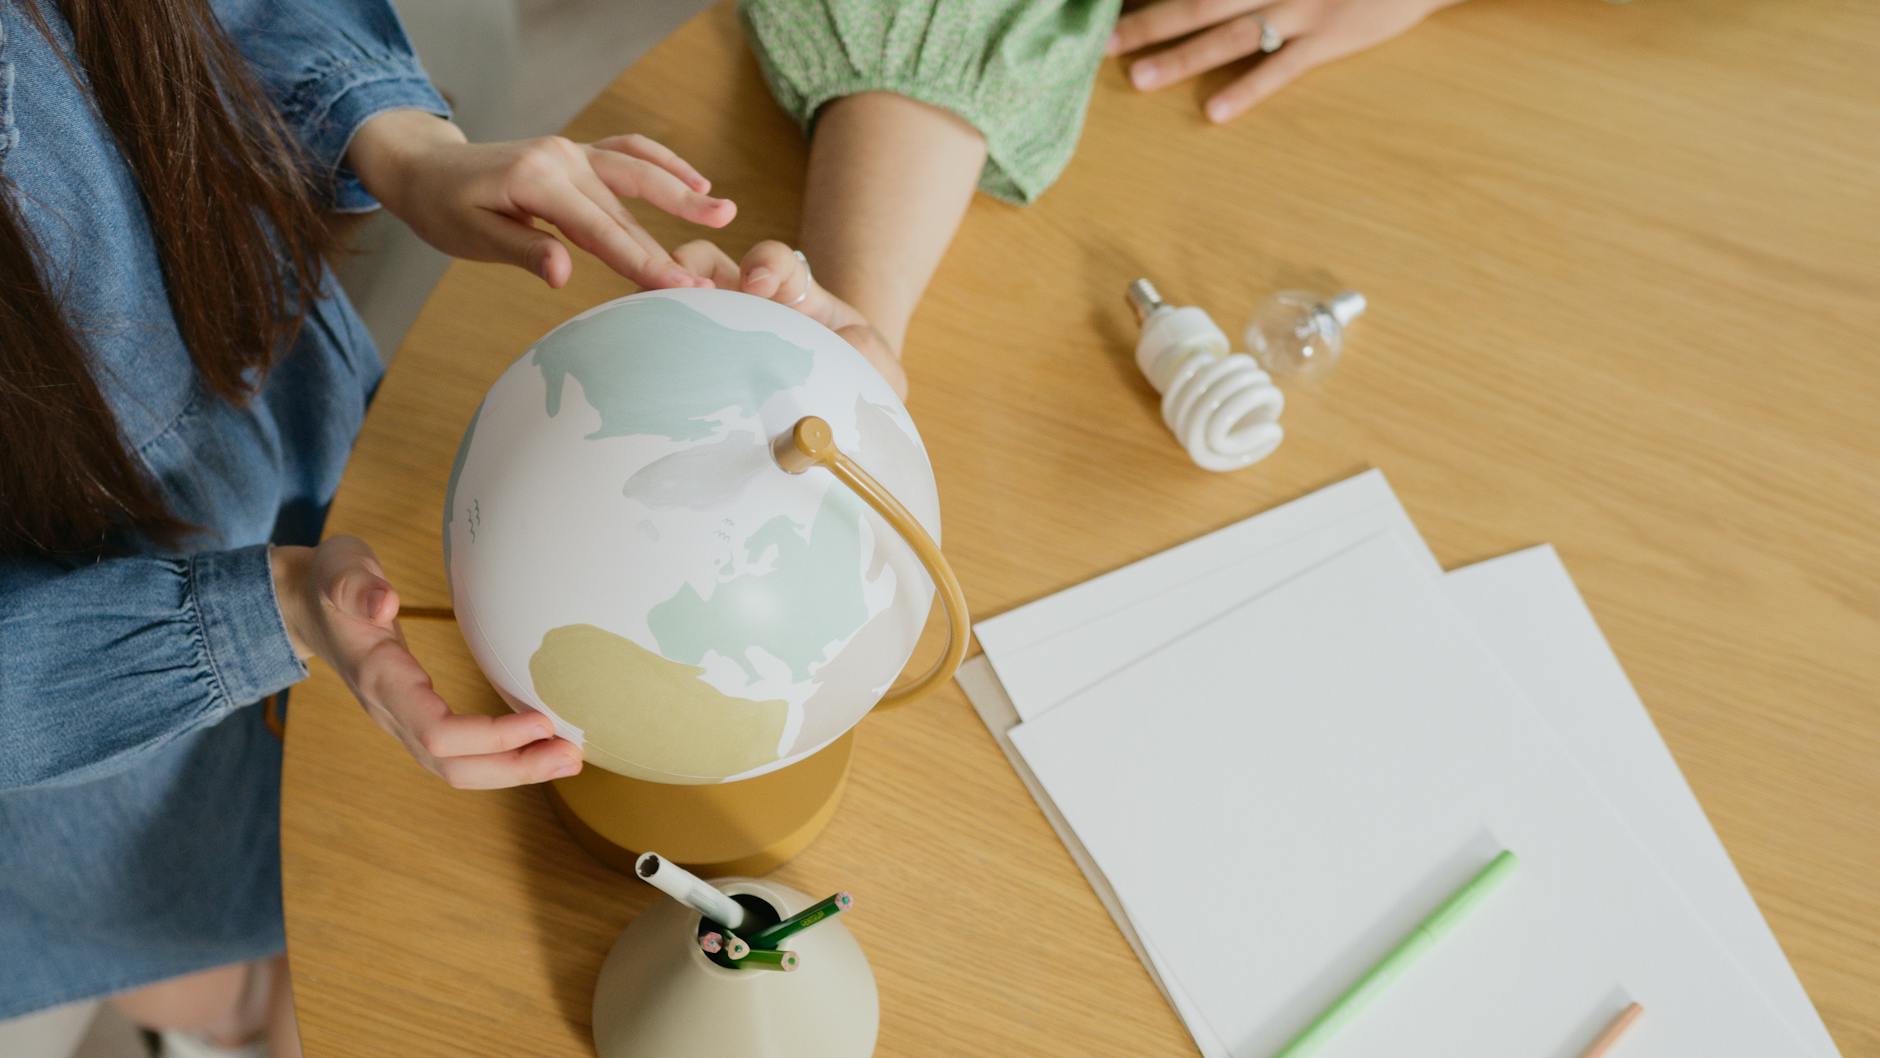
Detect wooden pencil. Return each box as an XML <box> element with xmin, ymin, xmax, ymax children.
<box><xmin>1575</xmin><ymin>1002</ymin><xmax>1644</xmax><ymax>1058</ymax></box>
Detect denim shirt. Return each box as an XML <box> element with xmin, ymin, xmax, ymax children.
<box><xmin>0</xmin><ymin>0</ymin><xmax>446</xmax><ymax>1015</ymax></box>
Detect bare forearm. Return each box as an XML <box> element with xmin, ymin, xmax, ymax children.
<box><xmin>799</xmin><ymin>93</ymin><xmax>986</xmax><ymax>355</ymax></box>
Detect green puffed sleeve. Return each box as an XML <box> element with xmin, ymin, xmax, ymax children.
<box><xmin>738</xmin><ymin>0</ymin><xmax>1120</xmax><ymax>204</ymax></box>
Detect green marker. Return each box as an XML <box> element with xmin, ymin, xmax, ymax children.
<box><xmin>748</xmin><ymin>891</ymin><xmax>853</xmax><ymax>950</ymax></box>
<box><xmin>1271</xmin><ymin>850</ymin><xmax>1518</xmax><ymax>1058</ymax></box>
<box><xmin>727</xmin><ymin>947</ymin><xmax>799</xmax><ymax>973</ymax></box>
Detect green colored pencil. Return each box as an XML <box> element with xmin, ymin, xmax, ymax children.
<box><xmin>727</xmin><ymin>947</ymin><xmax>799</xmax><ymax>973</ymax></box>
<box><xmin>720</xmin><ymin>931</ymin><xmax>750</xmax><ymax>960</ymax></box>
<box><xmin>1270</xmin><ymin>850</ymin><xmax>1518</xmax><ymax>1058</ymax></box>
<box><xmin>749</xmin><ymin>891</ymin><xmax>853</xmax><ymax>950</ymax></box>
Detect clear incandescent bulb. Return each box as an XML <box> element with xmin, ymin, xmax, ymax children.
<box><xmin>1244</xmin><ymin>290</ymin><xmax>1367</xmax><ymax>382</ymax></box>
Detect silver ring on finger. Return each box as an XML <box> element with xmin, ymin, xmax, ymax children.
<box><xmin>1252</xmin><ymin>12</ymin><xmax>1283</xmax><ymax>53</ymax></box>
<box><xmin>788</xmin><ymin>249</ymin><xmax>812</xmax><ymax>305</ymax></box>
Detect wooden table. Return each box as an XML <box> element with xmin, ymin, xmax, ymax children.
<box><xmin>281</xmin><ymin>2</ymin><xmax>1880</xmax><ymax>1054</ymax></box>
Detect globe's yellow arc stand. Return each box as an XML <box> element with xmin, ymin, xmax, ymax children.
<box><xmin>549</xmin><ymin>416</ymin><xmax>970</xmax><ymax>876</ymax></box>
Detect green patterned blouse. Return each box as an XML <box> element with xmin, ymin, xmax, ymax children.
<box><xmin>739</xmin><ymin>0</ymin><xmax>1120</xmax><ymax>203</ymax></box>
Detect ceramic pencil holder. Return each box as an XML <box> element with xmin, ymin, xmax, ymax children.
<box><xmin>592</xmin><ymin>877</ymin><xmax>879</xmax><ymax>1058</ymax></box>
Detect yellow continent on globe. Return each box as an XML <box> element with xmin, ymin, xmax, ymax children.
<box><xmin>529</xmin><ymin>623</ymin><xmax>789</xmax><ymax>780</ymax></box>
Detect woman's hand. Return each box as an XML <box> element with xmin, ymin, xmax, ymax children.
<box><xmin>271</xmin><ymin>537</ymin><xmax>581</xmax><ymax>789</ymax></box>
<box><xmin>347</xmin><ymin>110</ymin><xmax>737</xmax><ymax>290</ymax></box>
<box><xmin>672</xmin><ymin>239</ymin><xmax>910</xmax><ymax>400</ymax></box>
<box><xmin>1110</xmin><ymin>0</ymin><xmax>1462</xmax><ymax>123</ymax></box>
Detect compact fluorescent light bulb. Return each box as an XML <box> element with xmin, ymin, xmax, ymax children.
<box><xmin>1125</xmin><ymin>278</ymin><xmax>1284</xmax><ymax>472</ymax></box>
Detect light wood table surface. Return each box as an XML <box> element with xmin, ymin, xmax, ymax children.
<box><xmin>281</xmin><ymin>2</ymin><xmax>1880</xmax><ymax>1054</ymax></box>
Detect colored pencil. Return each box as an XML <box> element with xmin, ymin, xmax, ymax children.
<box><xmin>721</xmin><ymin>931</ymin><xmax>751</xmax><ymax>960</ymax></box>
<box><xmin>749</xmin><ymin>891</ymin><xmax>853</xmax><ymax>949</ymax></box>
<box><xmin>1575</xmin><ymin>1002</ymin><xmax>1644</xmax><ymax>1058</ymax></box>
<box><xmin>1270</xmin><ymin>850</ymin><xmax>1519</xmax><ymax>1058</ymax></box>
<box><xmin>728</xmin><ymin>947</ymin><xmax>799</xmax><ymax>972</ymax></box>
<box><xmin>697</xmin><ymin>932</ymin><xmax>724</xmax><ymax>955</ymax></box>
<box><xmin>634</xmin><ymin>851</ymin><xmax>746</xmax><ymax>930</ymax></box>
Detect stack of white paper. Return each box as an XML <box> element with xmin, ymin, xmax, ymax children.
<box><xmin>961</xmin><ymin>471</ymin><xmax>1838</xmax><ymax>1058</ymax></box>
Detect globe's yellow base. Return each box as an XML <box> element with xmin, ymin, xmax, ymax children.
<box><xmin>546</xmin><ymin>732</ymin><xmax>855</xmax><ymax>877</ymax></box>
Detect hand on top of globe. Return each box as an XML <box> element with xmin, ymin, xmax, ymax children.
<box><xmin>669</xmin><ymin>239</ymin><xmax>908</xmax><ymax>400</ymax></box>
<box><xmin>348</xmin><ymin>110</ymin><xmax>738</xmax><ymax>291</ymax></box>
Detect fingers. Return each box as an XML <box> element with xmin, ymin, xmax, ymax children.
<box><xmin>401</xmin><ymin>133</ymin><xmax>735</xmax><ymax>288</ymax></box>
<box><xmin>587</xmin><ymin>148</ymin><xmax>735</xmax><ymax>229</ymax></box>
<box><xmin>671</xmin><ymin>240</ymin><xmax>743</xmax><ymax>288</ymax></box>
<box><xmin>591</xmin><ymin>133</ymin><xmax>714</xmax><ymax>194</ymax></box>
<box><xmin>348</xmin><ymin>630</ymin><xmax>577</xmax><ymax>788</ymax></box>
<box><xmin>325</xmin><ymin>566</ymin><xmax>392</xmax><ymax>626</ymax></box>
<box><xmin>1110</xmin><ymin>0</ymin><xmax>1357</xmax><ymax>121</ymax></box>
<box><xmin>1205</xmin><ymin>28</ymin><xmax>1339</xmax><ymax>121</ymax></box>
<box><xmin>470</xmin><ymin>211</ymin><xmax>573</xmax><ymax>287</ymax></box>
<box><xmin>671</xmin><ymin>238</ymin><xmax>826</xmax><ymax>317</ymax></box>
<box><xmin>1110</xmin><ymin>0</ymin><xmax>1268</xmax><ymax>55</ymax></box>
<box><xmin>737</xmin><ymin>240</ymin><xmax>811</xmax><ymax>305</ymax></box>
<box><xmin>433</xmin><ymin>737</ymin><xmax>584</xmax><ymax>791</ymax></box>
<box><xmin>665</xmin><ymin>238</ymin><xmax>908</xmax><ymax>397</ymax></box>
<box><xmin>412</xmin><ymin>708</ymin><xmax>559</xmax><ymax>759</ymax></box>
<box><xmin>311</xmin><ymin>535</ymin><xmax>396</xmax><ymax>626</ymax></box>
<box><xmin>566</xmin><ymin>163</ymin><xmax>701</xmax><ymax>287</ymax></box>
<box><xmin>1128</xmin><ymin>10</ymin><xmax>1271</xmax><ymax>90</ymax></box>
<box><xmin>741</xmin><ymin>241</ymin><xmax>856</xmax><ymax>335</ymax></box>
<box><xmin>486</xmin><ymin>135</ymin><xmax>727</xmax><ymax>289</ymax></box>
<box><xmin>510</xmin><ymin>173</ymin><xmax>699</xmax><ymax>290</ymax></box>
<box><xmin>309</xmin><ymin>533</ymin><xmax>576</xmax><ymax>790</ymax></box>
<box><xmin>350</xmin><ymin>635</ymin><xmax>452</xmax><ymax>733</ymax></box>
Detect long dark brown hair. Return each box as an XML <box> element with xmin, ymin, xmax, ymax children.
<box><xmin>0</xmin><ymin>0</ymin><xmax>329</xmax><ymax>556</ymax></box>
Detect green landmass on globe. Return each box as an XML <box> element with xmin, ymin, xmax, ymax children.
<box><xmin>648</xmin><ymin>492</ymin><xmax>869</xmax><ymax>683</ymax></box>
<box><xmin>533</xmin><ymin>298</ymin><xmax>814</xmax><ymax>442</ymax></box>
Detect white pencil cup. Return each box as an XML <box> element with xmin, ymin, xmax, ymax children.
<box><xmin>592</xmin><ymin>877</ymin><xmax>879</xmax><ymax>1058</ymax></box>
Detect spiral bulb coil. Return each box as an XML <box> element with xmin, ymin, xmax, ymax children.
<box><xmin>1158</xmin><ymin>351</ymin><xmax>1284</xmax><ymax>471</ymax></box>
<box><xmin>1125</xmin><ymin>278</ymin><xmax>1285</xmax><ymax>472</ymax></box>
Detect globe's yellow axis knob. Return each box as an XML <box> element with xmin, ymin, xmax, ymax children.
<box><xmin>772</xmin><ymin>415</ymin><xmax>836</xmax><ymax>472</ymax></box>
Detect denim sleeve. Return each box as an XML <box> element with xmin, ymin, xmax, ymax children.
<box><xmin>216</xmin><ymin>0</ymin><xmax>452</xmax><ymax>212</ymax></box>
<box><xmin>0</xmin><ymin>544</ymin><xmax>307</xmax><ymax>792</ymax></box>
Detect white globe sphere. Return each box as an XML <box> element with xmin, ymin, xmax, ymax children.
<box><xmin>444</xmin><ymin>289</ymin><xmax>939</xmax><ymax>784</ymax></box>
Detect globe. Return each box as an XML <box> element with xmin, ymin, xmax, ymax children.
<box><xmin>443</xmin><ymin>288</ymin><xmax>940</xmax><ymax>785</ymax></box>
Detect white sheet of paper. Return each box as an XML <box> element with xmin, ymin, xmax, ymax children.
<box><xmin>968</xmin><ymin>471</ymin><xmax>1429</xmax><ymax>1054</ymax></box>
<box><xmin>967</xmin><ymin>472</ymin><xmax>1832</xmax><ymax>1055</ymax></box>
<box><xmin>957</xmin><ymin>657</ymin><xmax>1232</xmax><ymax>1058</ymax></box>
<box><xmin>977</xmin><ymin>470</ymin><xmax>1438</xmax><ymax>722</ymax></box>
<box><xmin>1444</xmin><ymin>546</ymin><xmax>1840</xmax><ymax>1056</ymax></box>
<box><xmin>1007</xmin><ymin>535</ymin><xmax>1803</xmax><ymax>1058</ymax></box>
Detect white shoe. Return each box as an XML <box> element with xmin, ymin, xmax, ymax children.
<box><xmin>156</xmin><ymin>1029</ymin><xmax>266</xmax><ymax>1058</ymax></box>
